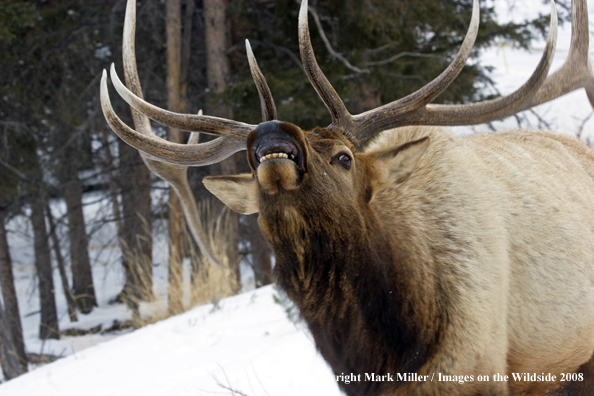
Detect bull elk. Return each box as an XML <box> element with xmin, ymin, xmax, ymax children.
<box><xmin>100</xmin><ymin>0</ymin><xmax>594</xmax><ymax>395</ymax></box>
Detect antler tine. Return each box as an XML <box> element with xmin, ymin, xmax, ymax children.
<box><xmin>349</xmin><ymin>0</ymin><xmax>481</xmax><ymax>144</ymax></box>
<box><xmin>349</xmin><ymin>0</ymin><xmax>594</xmax><ymax>142</ymax></box>
<box><xmin>179</xmin><ymin>112</ymin><xmax>223</xmax><ymax>268</ymax></box>
<box><xmin>402</xmin><ymin>0</ymin><xmax>594</xmax><ymax>129</ymax></box>
<box><xmin>101</xmin><ymin>0</ymin><xmax>248</xmax><ymax>166</ymax></box>
<box><xmin>379</xmin><ymin>0</ymin><xmax>559</xmax><ymax>133</ymax></box>
<box><xmin>298</xmin><ymin>0</ymin><xmax>480</xmax><ymax>146</ymax></box>
<box><xmin>135</xmin><ymin>113</ymin><xmax>225</xmax><ymax>268</ymax></box>
<box><xmin>101</xmin><ymin>71</ymin><xmax>244</xmax><ymax>166</ymax></box>
<box><xmin>101</xmin><ymin>0</ymin><xmax>251</xmax><ymax>166</ymax></box>
<box><xmin>298</xmin><ymin>0</ymin><xmax>357</xmax><ymax>141</ymax></box>
<box><xmin>121</xmin><ymin>0</ymin><xmax>151</xmax><ymax>137</ymax></box>
<box><xmin>171</xmin><ymin>164</ymin><xmax>224</xmax><ymax>268</ymax></box>
<box><xmin>246</xmin><ymin>39</ymin><xmax>278</xmax><ymax>121</ymax></box>
<box><xmin>522</xmin><ymin>0</ymin><xmax>594</xmax><ymax>110</ymax></box>
<box><xmin>110</xmin><ymin>0</ymin><xmax>256</xmax><ymax>140</ymax></box>
<box><xmin>145</xmin><ymin>111</ymin><xmax>224</xmax><ymax>268</ymax></box>
<box><xmin>109</xmin><ymin>64</ymin><xmax>255</xmax><ymax>138</ymax></box>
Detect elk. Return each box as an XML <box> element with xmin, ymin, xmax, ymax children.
<box><xmin>100</xmin><ymin>0</ymin><xmax>594</xmax><ymax>395</ymax></box>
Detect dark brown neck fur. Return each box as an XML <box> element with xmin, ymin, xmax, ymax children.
<box><xmin>259</xmin><ymin>194</ymin><xmax>446</xmax><ymax>396</ymax></box>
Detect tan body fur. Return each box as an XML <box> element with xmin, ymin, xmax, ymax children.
<box><xmin>367</xmin><ymin>126</ymin><xmax>594</xmax><ymax>395</ymax></box>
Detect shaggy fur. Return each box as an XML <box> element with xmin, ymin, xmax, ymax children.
<box><xmin>204</xmin><ymin>124</ymin><xmax>594</xmax><ymax>396</ymax></box>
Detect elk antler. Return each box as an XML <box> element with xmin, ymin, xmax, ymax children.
<box><xmin>101</xmin><ymin>70</ymin><xmax>244</xmax><ymax>166</ymax></box>
<box><xmin>246</xmin><ymin>39</ymin><xmax>277</xmax><ymax>121</ymax></box>
<box><xmin>100</xmin><ymin>0</ymin><xmax>285</xmax><ymax>267</ymax></box>
<box><xmin>101</xmin><ymin>0</ymin><xmax>231</xmax><ymax>267</ymax></box>
<box><xmin>100</xmin><ymin>0</ymin><xmax>254</xmax><ymax>166</ymax></box>
<box><xmin>137</xmin><ymin>118</ymin><xmax>226</xmax><ymax>269</ymax></box>
<box><xmin>521</xmin><ymin>0</ymin><xmax>594</xmax><ymax>109</ymax></box>
<box><xmin>299</xmin><ymin>0</ymin><xmax>479</xmax><ymax>145</ymax></box>
<box><xmin>298</xmin><ymin>0</ymin><xmax>590</xmax><ymax>147</ymax></box>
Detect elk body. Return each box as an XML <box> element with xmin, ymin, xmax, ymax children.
<box><xmin>101</xmin><ymin>0</ymin><xmax>594</xmax><ymax>395</ymax></box>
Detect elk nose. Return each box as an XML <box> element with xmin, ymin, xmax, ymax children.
<box><xmin>247</xmin><ymin>121</ymin><xmax>306</xmax><ymax>172</ymax></box>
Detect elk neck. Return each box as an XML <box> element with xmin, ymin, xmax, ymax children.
<box><xmin>258</xmin><ymin>192</ymin><xmax>447</xmax><ymax>394</ymax></box>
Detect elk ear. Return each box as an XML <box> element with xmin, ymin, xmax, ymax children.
<box><xmin>203</xmin><ymin>174</ymin><xmax>259</xmax><ymax>214</ymax></box>
<box><xmin>367</xmin><ymin>137</ymin><xmax>430</xmax><ymax>194</ymax></box>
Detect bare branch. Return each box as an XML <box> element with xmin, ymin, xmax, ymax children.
<box><xmin>365</xmin><ymin>43</ymin><xmax>392</xmax><ymax>55</ymax></box>
<box><xmin>247</xmin><ymin>40</ymin><xmax>305</xmax><ymax>74</ymax></box>
<box><xmin>299</xmin><ymin>0</ymin><xmax>370</xmax><ymax>74</ymax></box>
<box><xmin>211</xmin><ymin>365</ymin><xmax>252</xmax><ymax>396</ymax></box>
<box><xmin>577</xmin><ymin>111</ymin><xmax>594</xmax><ymax>141</ymax></box>
<box><xmin>365</xmin><ymin>51</ymin><xmax>442</xmax><ymax>67</ymax></box>
<box><xmin>215</xmin><ymin>382</ymin><xmax>251</xmax><ymax>396</ymax></box>
<box><xmin>0</xmin><ymin>158</ymin><xmax>27</xmax><ymax>180</ymax></box>
<box><xmin>527</xmin><ymin>108</ymin><xmax>552</xmax><ymax>130</ymax></box>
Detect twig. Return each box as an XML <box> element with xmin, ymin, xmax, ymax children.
<box><xmin>527</xmin><ymin>108</ymin><xmax>552</xmax><ymax>130</ymax></box>
<box><xmin>0</xmin><ymin>158</ymin><xmax>27</xmax><ymax>180</ymax></box>
<box><xmin>250</xmin><ymin>362</ymin><xmax>271</xmax><ymax>396</ymax></box>
<box><xmin>297</xmin><ymin>1</ymin><xmax>443</xmax><ymax>73</ymax></box>
<box><xmin>365</xmin><ymin>43</ymin><xmax>392</xmax><ymax>55</ymax></box>
<box><xmin>365</xmin><ymin>51</ymin><xmax>441</xmax><ymax>67</ymax></box>
<box><xmin>248</xmin><ymin>40</ymin><xmax>305</xmax><ymax>74</ymax></box>
<box><xmin>577</xmin><ymin>111</ymin><xmax>594</xmax><ymax>145</ymax></box>
<box><xmin>212</xmin><ymin>365</ymin><xmax>252</xmax><ymax>396</ymax></box>
<box><xmin>299</xmin><ymin>1</ymin><xmax>369</xmax><ymax>74</ymax></box>
<box><xmin>46</xmin><ymin>202</ymin><xmax>78</xmax><ymax>322</ymax></box>
<box><xmin>215</xmin><ymin>382</ymin><xmax>251</xmax><ymax>396</ymax></box>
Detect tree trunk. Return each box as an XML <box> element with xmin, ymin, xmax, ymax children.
<box><xmin>181</xmin><ymin>0</ymin><xmax>202</xmax><ymax>291</ymax></box>
<box><xmin>45</xmin><ymin>203</ymin><xmax>77</xmax><ymax>322</ymax></box>
<box><xmin>246</xmin><ymin>214</ymin><xmax>272</xmax><ymax>287</ymax></box>
<box><xmin>101</xmin><ymin>126</ymin><xmax>123</xmax><ymax>240</ymax></box>
<box><xmin>118</xmin><ymin>140</ymin><xmax>153</xmax><ymax>315</ymax></box>
<box><xmin>30</xmin><ymin>192</ymin><xmax>59</xmax><ymax>340</ymax></box>
<box><xmin>0</xmin><ymin>205</ymin><xmax>28</xmax><ymax>375</ymax></box>
<box><xmin>105</xmin><ymin>126</ymin><xmax>144</xmax><ymax>320</ymax></box>
<box><xmin>180</xmin><ymin>0</ymin><xmax>195</xmax><ymax>113</ymax></box>
<box><xmin>166</xmin><ymin>0</ymin><xmax>186</xmax><ymax>315</ymax></box>
<box><xmin>204</xmin><ymin>0</ymin><xmax>231</xmax><ymax>97</ymax></box>
<box><xmin>0</xmin><ymin>302</ymin><xmax>25</xmax><ymax>380</ymax></box>
<box><xmin>63</xmin><ymin>178</ymin><xmax>96</xmax><ymax>314</ymax></box>
<box><xmin>204</xmin><ymin>0</ymin><xmax>241</xmax><ymax>292</ymax></box>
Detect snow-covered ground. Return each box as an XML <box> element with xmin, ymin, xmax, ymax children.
<box><xmin>0</xmin><ymin>285</ymin><xmax>342</xmax><ymax>396</ymax></box>
<box><xmin>7</xmin><ymin>194</ymin><xmax>137</xmax><ymax>362</ymax></box>
<box><xmin>4</xmin><ymin>189</ymin><xmax>260</xmax><ymax>369</ymax></box>
<box><xmin>2</xmin><ymin>0</ymin><xmax>594</xmax><ymax>394</ymax></box>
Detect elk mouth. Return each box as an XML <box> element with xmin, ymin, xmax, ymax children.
<box><xmin>249</xmin><ymin>122</ymin><xmax>306</xmax><ymax>173</ymax></box>
<box><xmin>254</xmin><ymin>139</ymin><xmax>304</xmax><ymax>171</ymax></box>
<box><xmin>247</xmin><ymin>121</ymin><xmax>308</xmax><ymax>194</ymax></box>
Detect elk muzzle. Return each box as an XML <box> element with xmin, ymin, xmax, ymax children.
<box><xmin>247</xmin><ymin>121</ymin><xmax>308</xmax><ymax>194</ymax></box>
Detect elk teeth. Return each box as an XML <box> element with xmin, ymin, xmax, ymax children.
<box><xmin>259</xmin><ymin>152</ymin><xmax>290</xmax><ymax>163</ymax></box>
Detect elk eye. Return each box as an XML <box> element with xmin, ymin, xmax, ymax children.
<box><xmin>335</xmin><ymin>153</ymin><xmax>351</xmax><ymax>170</ymax></box>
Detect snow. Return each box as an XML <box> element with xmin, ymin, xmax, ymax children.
<box><xmin>0</xmin><ymin>286</ymin><xmax>341</xmax><ymax>396</ymax></box>
<box><xmin>2</xmin><ymin>1</ymin><xmax>594</xmax><ymax>395</ymax></box>
<box><xmin>7</xmin><ymin>194</ymin><xmax>133</xmax><ymax>359</ymax></box>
